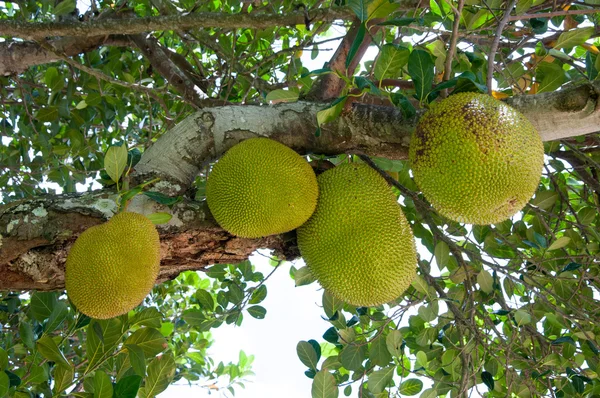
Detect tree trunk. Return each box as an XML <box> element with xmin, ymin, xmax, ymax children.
<box><xmin>1</xmin><ymin>81</ymin><xmax>599</xmax><ymax>292</ymax></box>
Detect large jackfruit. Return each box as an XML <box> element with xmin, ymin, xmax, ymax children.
<box><xmin>65</xmin><ymin>212</ymin><xmax>161</xmax><ymax>319</ymax></box>
<box><xmin>409</xmin><ymin>93</ymin><xmax>544</xmax><ymax>225</ymax></box>
<box><xmin>297</xmin><ymin>163</ymin><xmax>417</xmax><ymax>307</ymax></box>
<box><xmin>206</xmin><ymin>137</ymin><xmax>318</xmax><ymax>238</ymax></box>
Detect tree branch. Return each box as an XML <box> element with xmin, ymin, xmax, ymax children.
<box><xmin>0</xmin><ymin>192</ymin><xmax>290</xmax><ymax>291</ymax></box>
<box><xmin>508</xmin><ymin>8</ymin><xmax>599</xmax><ymax>20</ymax></box>
<box><xmin>487</xmin><ymin>0</ymin><xmax>518</xmax><ymax>92</ymax></box>
<box><xmin>129</xmin><ymin>34</ymin><xmax>208</xmax><ymax>107</ymax></box>
<box><xmin>305</xmin><ymin>19</ymin><xmax>383</xmax><ymax>101</ymax></box>
<box><xmin>0</xmin><ymin>35</ymin><xmax>130</xmax><ymax>76</ymax></box>
<box><xmin>0</xmin><ymin>8</ymin><xmax>360</xmax><ymax>40</ymax></box>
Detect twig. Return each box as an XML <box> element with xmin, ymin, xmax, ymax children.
<box><xmin>442</xmin><ymin>0</ymin><xmax>466</xmax><ymax>97</ymax></box>
<box><xmin>487</xmin><ymin>0</ymin><xmax>518</xmax><ymax>93</ymax></box>
<box><xmin>509</xmin><ymin>7</ymin><xmax>599</xmax><ymax>20</ymax></box>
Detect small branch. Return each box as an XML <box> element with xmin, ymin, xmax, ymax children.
<box><xmin>509</xmin><ymin>8</ymin><xmax>599</xmax><ymax>20</ymax></box>
<box><xmin>442</xmin><ymin>0</ymin><xmax>465</xmax><ymax>96</ymax></box>
<box><xmin>129</xmin><ymin>34</ymin><xmax>207</xmax><ymax>108</ymax></box>
<box><xmin>487</xmin><ymin>0</ymin><xmax>518</xmax><ymax>93</ymax></box>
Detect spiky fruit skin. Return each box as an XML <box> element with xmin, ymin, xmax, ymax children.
<box><xmin>65</xmin><ymin>212</ymin><xmax>161</xmax><ymax>319</ymax></box>
<box><xmin>409</xmin><ymin>93</ymin><xmax>544</xmax><ymax>225</ymax></box>
<box><xmin>297</xmin><ymin>163</ymin><xmax>417</xmax><ymax>307</ymax></box>
<box><xmin>206</xmin><ymin>138</ymin><xmax>318</xmax><ymax>238</ymax></box>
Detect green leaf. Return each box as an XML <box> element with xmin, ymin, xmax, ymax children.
<box><xmin>317</xmin><ymin>96</ymin><xmax>347</xmax><ymax>128</ymax></box>
<box><xmin>124</xmin><ymin>328</ymin><xmax>167</xmax><ymax>357</ymax></box>
<box><xmin>114</xmin><ymin>375</ymin><xmax>142</xmax><ymax>398</ymax></box>
<box><xmin>85</xmin><ymin>92</ymin><xmax>102</xmax><ymax>107</ymax></box>
<box><xmin>515</xmin><ymin>0</ymin><xmax>532</xmax><ymax>14</ymax></box>
<box><xmin>86</xmin><ymin>319</ymin><xmax>125</xmax><ymax>369</ymax></box>
<box><xmin>104</xmin><ymin>145</ymin><xmax>128</xmax><ymax>183</ymax></box>
<box><xmin>530</xmin><ymin>190</ymin><xmax>558</xmax><ymax>210</ymax></box>
<box><xmin>138</xmin><ymin>353</ymin><xmax>176</xmax><ymax>398</ymax></box>
<box><xmin>94</xmin><ymin>371</ymin><xmax>113</xmax><ymax>398</ymax></box>
<box><xmin>434</xmin><ymin>241</ymin><xmax>450</xmax><ymax>269</ymax></box>
<box><xmin>348</xmin><ymin>0</ymin><xmax>368</xmax><ymax>21</ymax></box>
<box><xmin>514</xmin><ymin>310</ymin><xmax>532</xmax><ymax>326</ymax></box>
<box><xmin>45</xmin><ymin>67</ymin><xmax>64</xmax><ymax>92</ymax></box>
<box><xmin>52</xmin><ymin>365</ymin><xmax>74</xmax><ymax>395</ymax></box>
<box><xmin>374</xmin><ymin>44</ymin><xmax>410</xmax><ymax>80</ymax></box>
<box><xmin>182</xmin><ymin>309</ymin><xmax>205</xmax><ymax>326</ymax></box>
<box><xmin>146</xmin><ymin>212</ymin><xmax>172</xmax><ymax>225</ymax></box>
<box><xmin>24</xmin><ymin>365</ymin><xmax>47</xmax><ymax>384</ymax></box>
<box><xmin>577</xmin><ymin>207</ymin><xmax>596</xmax><ymax>225</ymax></box>
<box><xmin>411</xmin><ymin>275</ymin><xmax>429</xmax><ymax>295</ymax></box>
<box><xmin>554</xmin><ymin>27</ymin><xmax>595</xmax><ymax>50</ymax></box>
<box><xmin>143</xmin><ymin>191</ymin><xmax>180</xmax><ymax>205</ymax></box>
<box><xmin>368</xmin><ymin>366</ymin><xmax>395</xmax><ymax>394</ymax></box>
<box><xmin>265</xmin><ymin>89</ymin><xmax>299</xmax><ymax>103</ymax></box>
<box><xmin>0</xmin><ymin>371</ymin><xmax>9</xmax><ymax>397</ymax></box>
<box><xmin>0</xmin><ymin>349</ymin><xmax>7</xmax><ymax>371</ymax></box>
<box><xmin>477</xmin><ymin>269</ymin><xmax>494</xmax><ymax>294</ymax></box>
<box><xmin>195</xmin><ymin>289</ymin><xmax>215</xmax><ymax>310</ymax></box>
<box><xmin>386</xmin><ymin>330</ymin><xmax>403</xmax><ymax>357</ymax></box>
<box><xmin>297</xmin><ymin>341</ymin><xmax>319</xmax><ymax>370</ymax></box>
<box><xmin>340</xmin><ymin>344</ymin><xmax>365</xmax><ymax>371</ymax></box>
<box><xmin>247</xmin><ymin>305</ymin><xmax>267</xmax><ymax>319</ymax></box>
<box><xmin>295</xmin><ymin>266</ymin><xmax>316</xmax><ymax>286</ymax></box>
<box><xmin>378</xmin><ymin>17</ymin><xmax>417</xmax><ymax>26</ymax></box>
<box><xmin>126</xmin><ymin>344</ymin><xmax>146</xmax><ymax>377</ymax></box>
<box><xmin>369</xmin><ymin>335</ymin><xmax>392</xmax><ymax>366</ymax></box>
<box><xmin>548</xmin><ymin>236</ymin><xmax>571</xmax><ymax>251</ymax></box>
<box><xmin>399</xmin><ymin>379</ymin><xmax>423</xmax><ymax>396</ymax></box>
<box><xmin>37</xmin><ymin>335</ymin><xmax>70</xmax><ymax>368</ymax></box>
<box><xmin>481</xmin><ymin>371</ymin><xmax>494</xmax><ymax>390</ymax></box>
<box><xmin>46</xmin><ymin>301</ymin><xmax>69</xmax><ymax>333</ymax></box>
<box><xmin>30</xmin><ymin>291</ymin><xmax>57</xmax><ymax>322</ymax></box>
<box><xmin>249</xmin><ymin>285</ymin><xmax>267</xmax><ymax>304</ymax></box>
<box><xmin>311</xmin><ymin>370</ymin><xmax>339</xmax><ymax>398</ymax></box>
<box><xmin>53</xmin><ymin>0</ymin><xmax>76</xmax><ymax>16</ymax></box>
<box><xmin>323</xmin><ymin>290</ymin><xmax>344</xmax><ymax>319</ymax></box>
<box><xmin>19</xmin><ymin>322</ymin><xmax>35</xmax><ymax>349</ymax></box>
<box><xmin>536</xmin><ymin>62</ymin><xmax>567</xmax><ymax>93</ymax></box>
<box><xmin>131</xmin><ymin>308</ymin><xmax>162</xmax><ymax>328</ymax></box>
<box><xmin>346</xmin><ymin>23</ymin><xmax>366</xmax><ymax>69</ymax></box>
<box><xmin>408</xmin><ymin>49</ymin><xmax>434</xmax><ymax>102</ymax></box>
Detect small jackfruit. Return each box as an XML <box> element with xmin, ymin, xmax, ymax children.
<box><xmin>409</xmin><ymin>92</ymin><xmax>544</xmax><ymax>225</ymax></box>
<box><xmin>206</xmin><ymin>138</ymin><xmax>318</xmax><ymax>238</ymax></box>
<box><xmin>65</xmin><ymin>212</ymin><xmax>161</xmax><ymax>319</ymax></box>
<box><xmin>297</xmin><ymin>163</ymin><xmax>417</xmax><ymax>307</ymax></box>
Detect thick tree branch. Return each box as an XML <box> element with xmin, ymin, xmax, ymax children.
<box><xmin>0</xmin><ymin>35</ymin><xmax>130</xmax><ymax>76</ymax></box>
<box><xmin>0</xmin><ymin>192</ymin><xmax>291</xmax><ymax>291</ymax></box>
<box><xmin>134</xmin><ymin>81</ymin><xmax>600</xmax><ymax>195</ymax></box>
<box><xmin>0</xmin><ymin>8</ymin><xmax>360</xmax><ymax>40</ymax></box>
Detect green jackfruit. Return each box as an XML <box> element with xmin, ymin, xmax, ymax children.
<box><xmin>65</xmin><ymin>212</ymin><xmax>161</xmax><ymax>319</ymax></box>
<box><xmin>409</xmin><ymin>92</ymin><xmax>544</xmax><ymax>225</ymax></box>
<box><xmin>206</xmin><ymin>138</ymin><xmax>318</xmax><ymax>238</ymax></box>
<box><xmin>297</xmin><ymin>163</ymin><xmax>417</xmax><ymax>307</ymax></box>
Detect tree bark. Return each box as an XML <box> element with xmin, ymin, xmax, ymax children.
<box><xmin>0</xmin><ymin>36</ymin><xmax>130</xmax><ymax>76</ymax></box>
<box><xmin>1</xmin><ymin>81</ymin><xmax>599</xmax><ymax>292</ymax></box>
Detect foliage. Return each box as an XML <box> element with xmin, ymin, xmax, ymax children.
<box><xmin>0</xmin><ymin>267</ymin><xmax>262</xmax><ymax>396</ymax></box>
<box><xmin>0</xmin><ymin>0</ymin><xmax>599</xmax><ymax>397</ymax></box>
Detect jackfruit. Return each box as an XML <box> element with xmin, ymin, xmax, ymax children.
<box><xmin>65</xmin><ymin>212</ymin><xmax>161</xmax><ymax>319</ymax></box>
<box><xmin>409</xmin><ymin>92</ymin><xmax>544</xmax><ymax>225</ymax></box>
<box><xmin>297</xmin><ymin>163</ymin><xmax>417</xmax><ymax>307</ymax></box>
<box><xmin>206</xmin><ymin>137</ymin><xmax>318</xmax><ymax>238</ymax></box>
